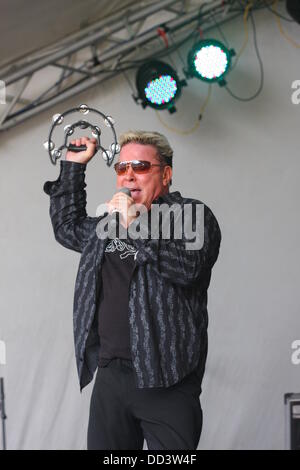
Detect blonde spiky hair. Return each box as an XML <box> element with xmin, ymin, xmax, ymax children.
<box><xmin>118</xmin><ymin>130</ymin><xmax>173</xmax><ymax>186</ymax></box>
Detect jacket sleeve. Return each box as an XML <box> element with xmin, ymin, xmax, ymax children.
<box><xmin>43</xmin><ymin>160</ymin><xmax>97</xmax><ymax>253</ymax></box>
<box><xmin>130</xmin><ymin>203</ymin><xmax>221</xmax><ymax>286</ymax></box>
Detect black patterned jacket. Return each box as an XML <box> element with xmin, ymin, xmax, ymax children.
<box><xmin>44</xmin><ymin>160</ymin><xmax>221</xmax><ymax>392</ymax></box>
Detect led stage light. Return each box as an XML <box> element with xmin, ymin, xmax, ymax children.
<box><xmin>136</xmin><ymin>60</ymin><xmax>185</xmax><ymax>113</ymax></box>
<box><xmin>188</xmin><ymin>39</ymin><xmax>235</xmax><ymax>85</ymax></box>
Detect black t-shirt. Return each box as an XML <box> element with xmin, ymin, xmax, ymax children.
<box><xmin>97</xmin><ymin>234</ymin><xmax>137</xmax><ymax>367</ymax></box>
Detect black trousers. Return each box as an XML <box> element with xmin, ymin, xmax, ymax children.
<box><xmin>87</xmin><ymin>358</ymin><xmax>203</xmax><ymax>450</ymax></box>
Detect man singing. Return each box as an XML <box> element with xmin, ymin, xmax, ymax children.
<box><xmin>43</xmin><ymin>130</ymin><xmax>221</xmax><ymax>450</ymax></box>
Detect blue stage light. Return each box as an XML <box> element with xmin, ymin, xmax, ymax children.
<box><xmin>136</xmin><ymin>60</ymin><xmax>184</xmax><ymax>112</ymax></box>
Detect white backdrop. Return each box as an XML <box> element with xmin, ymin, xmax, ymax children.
<box><xmin>0</xmin><ymin>9</ymin><xmax>299</xmax><ymax>449</ymax></box>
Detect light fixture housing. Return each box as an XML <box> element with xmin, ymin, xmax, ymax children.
<box><xmin>135</xmin><ymin>60</ymin><xmax>185</xmax><ymax>113</ymax></box>
<box><xmin>286</xmin><ymin>0</ymin><xmax>300</xmax><ymax>23</ymax></box>
<box><xmin>188</xmin><ymin>39</ymin><xmax>235</xmax><ymax>86</ymax></box>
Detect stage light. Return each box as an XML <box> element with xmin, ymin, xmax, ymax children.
<box><xmin>286</xmin><ymin>0</ymin><xmax>300</xmax><ymax>23</ymax></box>
<box><xmin>135</xmin><ymin>60</ymin><xmax>185</xmax><ymax>113</ymax></box>
<box><xmin>188</xmin><ymin>39</ymin><xmax>235</xmax><ymax>85</ymax></box>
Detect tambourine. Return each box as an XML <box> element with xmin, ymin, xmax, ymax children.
<box><xmin>43</xmin><ymin>104</ymin><xmax>120</xmax><ymax>166</ymax></box>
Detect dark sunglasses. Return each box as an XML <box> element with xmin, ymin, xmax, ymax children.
<box><xmin>114</xmin><ymin>160</ymin><xmax>166</xmax><ymax>175</ymax></box>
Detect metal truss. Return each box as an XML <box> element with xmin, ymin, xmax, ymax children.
<box><xmin>0</xmin><ymin>0</ymin><xmax>242</xmax><ymax>131</ymax></box>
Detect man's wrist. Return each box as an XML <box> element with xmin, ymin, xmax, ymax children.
<box><xmin>60</xmin><ymin>159</ymin><xmax>87</xmax><ymax>178</ymax></box>
<box><xmin>61</xmin><ymin>159</ymin><xmax>87</xmax><ymax>170</ymax></box>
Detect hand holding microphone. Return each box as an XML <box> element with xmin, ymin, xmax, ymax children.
<box><xmin>106</xmin><ymin>188</ymin><xmax>136</xmax><ymax>229</ymax></box>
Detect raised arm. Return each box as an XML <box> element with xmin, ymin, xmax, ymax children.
<box><xmin>43</xmin><ymin>137</ymin><xmax>98</xmax><ymax>253</ymax></box>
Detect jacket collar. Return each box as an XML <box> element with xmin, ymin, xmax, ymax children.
<box><xmin>152</xmin><ymin>190</ymin><xmax>182</xmax><ymax>205</ymax></box>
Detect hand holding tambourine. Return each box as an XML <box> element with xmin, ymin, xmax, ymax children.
<box><xmin>66</xmin><ymin>136</ymin><xmax>98</xmax><ymax>164</ymax></box>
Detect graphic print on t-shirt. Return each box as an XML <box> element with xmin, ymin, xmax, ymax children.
<box><xmin>97</xmin><ymin>237</ymin><xmax>136</xmax><ymax>366</ymax></box>
<box><xmin>105</xmin><ymin>238</ymin><xmax>137</xmax><ymax>260</ymax></box>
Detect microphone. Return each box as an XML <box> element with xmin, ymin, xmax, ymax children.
<box><xmin>95</xmin><ymin>188</ymin><xmax>133</xmax><ymax>238</ymax></box>
<box><xmin>109</xmin><ymin>187</ymin><xmax>132</xmax><ymax>237</ymax></box>
<box><xmin>111</xmin><ymin>187</ymin><xmax>132</xmax><ymax>214</ymax></box>
<box><xmin>115</xmin><ymin>187</ymin><xmax>132</xmax><ymax>196</ymax></box>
